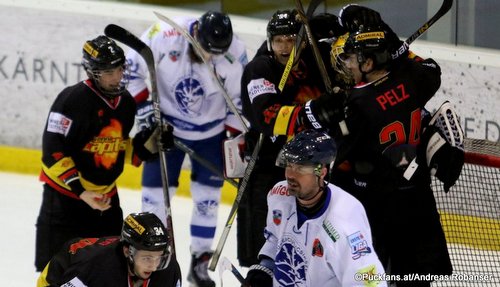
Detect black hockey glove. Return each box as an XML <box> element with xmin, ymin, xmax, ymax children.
<box><xmin>135</xmin><ymin>100</ymin><xmax>155</xmax><ymax>131</ymax></box>
<box><xmin>309</xmin><ymin>13</ymin><xmax>347</xmax><ymax>40</ymax></box>
<box><xmin>243</xmin><ymin>264</ymin><xmax>273</xmax><ymax>287</ymax></box>
<box><xmin>339</xmin><ymin>4</ymin><xmax>383</xmax><ymax>31</ymax></box>
<box><xmin>339</xmin><ymin>4</ymin><xmax>405</xmax><ymax>59</ymax></box>
<box><xmin>299</xmin><ymin>91</ymin><xmax>346</xmax><ymax>131</ymax></box>
<box><xmin>132</xmin><ymin>124</ymin><xmax>174</xmax><ymax>161</ymax></box>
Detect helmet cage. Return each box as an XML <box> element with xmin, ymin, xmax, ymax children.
<box><xmin>330</xmin><ymin>32</ymin><xmax>355</xmax><ymax>85</ymax></box>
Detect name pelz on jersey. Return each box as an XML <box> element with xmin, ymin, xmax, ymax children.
<box><xmin>83</xmin><ymin>137</ymin><xmax>127</xmax><ymax>155</ymax></box>
<box><xmin>270</xmin><ymin>184</ymin><xmax>289</xmax><ymax>196</ymax></box>
<box><xmin>376</xmin><ymin>83</ymin><xmax>410</xmax><ymax>111</ymax></box>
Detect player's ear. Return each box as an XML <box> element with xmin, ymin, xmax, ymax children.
<box><xmin>123</xmin><ymin>245</ymin><xmax>131</xmax><ymax>258</ymax></box>
<box><xmin>361</xmin><ymin>57</ymin><xmax>374</xmax><ymax>72</ymax></box>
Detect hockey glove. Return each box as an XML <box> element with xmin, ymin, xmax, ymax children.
<box><xmin>135</xmin><ymin>100</ymin><xmax>155</xmax><ymax>131</ymax></box>
<box><xmin>243</xmin><ymin>263</ymin><xmax>273</xmax><ymax>287</ymax></box>
<box><xmin>339</xmin><ymin>4</ymin><xmax>404</xmax><ymax>59</ymax></box>
<box><xmin>339</xmin><ymin>4</ymin><xmax>383</xmax><ymax>31</ymax></box>
<box><xmin>299</xmin><ymin>91</ymin><xmax>346</xmax><ymax>132</ymax></box>
<box><xmin>132</xmin><ymin>124</ymin><xmax>174</xmax><ymax>161</ymax></box>
<box><xmin>309</xmin><ymin>13</ymin><xmax>347</xmax><ymax>40</ymax></box>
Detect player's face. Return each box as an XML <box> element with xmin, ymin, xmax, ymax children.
<box><xmin>97</xmin><ymin>65</ymin><xmax>126</xmax><ymax>93</ymax></box>
<box><xmin>271</xmin><ymin>34</ymin><xmax>297</xmax><ymax>65</ymax></box>
<box><xmin>341</xmin><ymin>53</ymin><xmax>363</xmax><ymax>84</ymax></box>
<box><xmin>285</xmin><ymin>163</ymin><xmax>321</xmax><ymax>199</ymax></box>
<box><xmin>132</xmin><ymin>249</ymin><xmax>165</xmax><ymax>279</ymax></box>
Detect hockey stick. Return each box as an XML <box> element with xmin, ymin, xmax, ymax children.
<box><xmin>392</xmin><ymin>0</ymin><xmax>453</xmax><ymax>59</ymax></box>
<box><xmin>104</xmin><ymin>24</ymin><xmax>176</xmax><ymax>255</ymax></box>
<box><xmin>294</xmin><ymin>0</ymin><xmax>333</xmax><ymax>94</ymax></box>
<box><xmin>294</xmin><ymin>0</ymin><xmax>349</xmax><ymax>136</ymax></box>
<box><xmin>218</xmin><ymin>256</ymin><xmax>246</xmax><ymax>286</ymax></box>
<box><xmin>208</xmin><ymin>132</ymin><xmax>264</xmax><ymax>271</ymax></box>
<box><xmin>154</xmin><ymin>11</ymin><xmax>249</xmax><ymax>133</ymax></box>
<box><xmin>279</xmin><ymin>0</ymin><xmax>325</xmax><ymax>91</ymax></box>
<box><xmin>173</xmin><ymin>139</ymin><xmax>239</xmax><ymax>188</ymax></box>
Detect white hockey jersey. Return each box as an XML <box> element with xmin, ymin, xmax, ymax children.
<box><xmin>126</xmin><ymin>17</ymin><xmax>247</xmax><ymax>140</ymax></box>
<box><xmin>260</xmin><ymin>181</ymin><xmax>387</xmax><ymax>287</ymax></box>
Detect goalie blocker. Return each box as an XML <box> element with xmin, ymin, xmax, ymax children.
<box><xmin>421</xmin><ymin>101</ymin><xmax>465</xmax><ymax>192</ymax></box>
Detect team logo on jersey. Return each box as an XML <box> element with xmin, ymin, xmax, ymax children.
<box><xmin>169</xmin><ymin>50</ymin><xmax>181</xmax><ymax>62</ymax></box>
<box><xmin>347</xmin><ymin>231</ymin><xmax>372</xmax><ymax>260</ymax></box>
<box><xmin>312</xmin><ymin>238</ymin><xmax>323</xmax><ymax>257</ymax></box>
<box><xmin>83</xmin><ymin>119</ymin><xmax>125</xmax><ymax>169</ymax></box>
<box><xmin>275</xmin><ymin>235</ymin><xmax>307</xmax><ymax>286</ymax></box>
<box><xmin>273</xmin><ymin>209</ymin><xmax>282</xmax><ymax>225</ymax></box>
<box><xmin>174</xmin><ymin>77</ymin><xmax>205</xmax><ymax>118</ymax></box>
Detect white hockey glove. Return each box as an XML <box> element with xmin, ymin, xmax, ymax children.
<box><xmin>223</xmin><ymin>133</ymin><xmax>247</xmax><ymax>178</ymax></box>
<box><xmin>135</xmin><ymin>100</ymin><xmax>155</xmax><ymax>131</ymax></box>
<box><xmin>422</xmin><ymin>101</ymin><xmax>464</xmax><ymax>192</ymax></box>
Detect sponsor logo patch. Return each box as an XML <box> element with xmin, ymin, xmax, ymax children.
<box><xmin>47</xmin><ymin>112</ymin><xmax>72</xmax><ymax>136</ymax></box>
<box><xmin>347</xmin><ymin>231</ymin><xmax>372</xmax><ymax>260</ymax></box>
<box><xmin>247</xmin><ymin>78</ymin><xmax>276</xmax><ymax>102</ymax></box>
<box><xmin>322</xmin><ymin>220</ymin><xmax>340</xmax><ymax>242</ymax></box>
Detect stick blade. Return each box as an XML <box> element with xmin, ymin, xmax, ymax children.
<box><xmin>104</xmin><ymin>24</ymin><xmax>153</xmax><ymax>64</ymax></box>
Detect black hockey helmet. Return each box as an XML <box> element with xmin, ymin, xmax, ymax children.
<box><xmin>197</xmin><ymin>11</ymin><xmax>233</xmax><ymax>54</ymax></box>
<box><xmin>343</xmin><ymin>27</ymin><xmax>390</xmax><ymax>69</ymax></box>
<box><xmin>82</xmin><ymin>35</ymin><xmax>128</xmax><ymax>97</ymax></box>
<box><xmin>82</xmin><ymin>35</ymin><xmax>125</xmax><ymax>72</ymax></box>
<box><xmin>276</xmin><ymin>129</ymin><xmax>337</xmax><ymax>170</ymax></box>
<box><xmin>267</xmin><ymin>9</ymin><xmax>301</xmax><ymax>51</ymax></box>
<box><xmin>121</xmin><ymin>212</ymin><xmax>171</xmax><ymax>270</ymax></box>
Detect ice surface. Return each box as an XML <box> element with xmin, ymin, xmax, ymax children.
<box><xmin>0</xmin><ymin>171</ymin><xmax>244</xmax><ymax>286</ymax></box>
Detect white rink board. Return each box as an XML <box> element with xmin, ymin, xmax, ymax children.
<box><xmin>0</xmin><ymin>0</ymin><xmax>500</xmax><ymax>149</ymax></box>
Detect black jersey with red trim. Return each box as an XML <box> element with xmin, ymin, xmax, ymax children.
<box><xmin>241</xmin><ymin>42</ymin><xmax>329</xmax><ymax>163</ymax></box>
<box><xmin>37</xmin><ymin>236</ymin><xmax>182</xmax><ymax>287</ymax></box>
<box><xmin>40</xmin><ymin>80</ymin><xmax>138</xmax><ymax>198</ymax></box>
<box><xmin>339</xmin><ymin>57</ymin><xmax>441</xmax><ymax>188</ymax></box>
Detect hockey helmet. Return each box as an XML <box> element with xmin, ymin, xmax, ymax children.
<box><xmin>121</xmin><ymin>212</ymin><xmax>172</xmax><ymax>270</ymax></box>
<box><xmin>266</xmin><ymin>9</ymin><xmax>301</xmax><ymax>51</ymax></box>
<box><xmin>82</xmin><ymin>35</ymin><xmax>128</xmax><ymax>97</ymax></box>
<box><xmin>197</xmin><ymin>11</ymin><xmax>233</xmax><ymax>54</ymax></box>
<box><xmin>343</xmin><ymin>27</ymin><xmax>390</xmax><ymax>69</ymax></box>
<box><xmin>276</xmin><ymin>129</ymin><xmax>337</xmax><ymax>174</ymax></box>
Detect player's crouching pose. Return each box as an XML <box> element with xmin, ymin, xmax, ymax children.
<box><xmin>37</xmin><ymin>212</ymin><xmax>182</xmax><ymax>287</ymax></box>
<box><xmin>242</xmin><ymin>130</ymin><xmax>386</xmax><ymax>287</ymax></box>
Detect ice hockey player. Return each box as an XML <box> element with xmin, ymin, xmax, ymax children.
<box><xmin>127</xmin><ymin>11</ymin><xmax>247</xmax><ymax>287</ymax></box>
<box><xmin>301</xmin><ymin>5</ymin><xmax>453</xmax><ymax>286</ymax></box>
<box><xmin>242</xmin><ymin>129</ymin><xmax>386</xmax><ymax>287</ymax></box>
<box><xmin>35</xmin><ymin>35</ymin><xmax>172</xmax><ymax>272</ymax></box>
<box><xmin>37</xmin><ymin>212</ymin><xmax>182</xmax><ymax>287</ymax></box>
<box><xmin>237</xmin><ymin>8</ymin><xmax>346</xmax><ymax>268</ymax></box>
